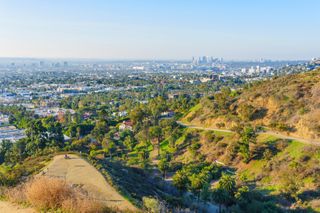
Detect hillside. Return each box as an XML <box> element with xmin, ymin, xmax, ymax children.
<box><xmin>183</xmin><ymin>69</ymin><xmax>320</xmax><ymax>141</ymax></box>
<box><xmin>41</xmin><ymin>154</ymin><xmax>136</xmax><ymax>211</ymax></box>
<box><xmin>163</xmin><ymin>127</ymin><xmax>320</xmax><ymax>211</ymax></box>
<box><xmin>0</xmin><ymin>154</ymin><xmax>137</xmax><ymax>213</ymax></box>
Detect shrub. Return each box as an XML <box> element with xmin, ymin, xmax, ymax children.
<box><xmin>7</xmin><ymin>176</ymin><xmax>108</xmax><ymax>213</ymax></box>
<box><xmin>143</xmin><ymin>197</ymin><xmax>162</xmax><ymax>213</ymax></box>
<box><xmin>25</xmin><ymin>177</ymin><xmax>73</xmax><ymax>210</ymax></box>
<box><xmin>299</xmin><ymin>154</ymin><xmax>311</xmax><ymax>163</ymax></box>
<box><xmin>203</xmin><ymin>131</ymin><xmax>215</xmax><ymax>142</ymax></box>
<box><xmin>216</xmin><ymin>122</ymin><xmax>226</xmax><ymax>128</ymax></box>
<box><xmin>62</xmin><ymin>196</ymin><xmax>106</xmax><ymax>213</ymax></box>
<box><xmin>5</xmin><ymin>184</ymin><xmax>26</xmax><ymax>203</ymax></box>
<box><xmin>263</xmin><ymin>149</ymin><xmax>274</xmax><ymax>160</ymax></box>
<box><xmin>275</xmin><ymin>139</ymin><xmax>289</xmax><ymax>150</ymax></box>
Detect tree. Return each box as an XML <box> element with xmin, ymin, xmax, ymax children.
<box><xmin>91</xmin><ymin>121</ymin><xmax>108</xmax><ymax>143</ymax></box>
<box><xmin>200</xmin><ymin>182</ymin><xmax>211</xmax><ymax>201</ymax></box>
<box><xmin>42</xmin><ymin>116</ymin><xmax>64</xmax><ymax>147</ymax></box>
<box><xmin>158</xmin><ymin>153</ymin><xmax>170</xmax><ymax>179</ymax></box>
<box><xmin>149</xmin><ymin>126</ymin><xmax>162</xmax><ymax>157</ymax></box>
<box><xmin>212</xmin><ymin>188</ymin><xmax>231</xmax><ymax>213</ymax></box>
<box><xmin>130</xmin><ymin>105</ymin><xmax>147</xmax><ymax>126</ymax></box>
<box><xmin>189</xmin><ymin>174</ymin><xmax>205</xmax><ymax>200</ymax></box>
<box><xmin>143</xmin><ymin>197</ymin><xmax>163</xmax><ymax>213</ymax></box>
<box><xmin>123</xmin><ymin>135</ymin><xmax>136</xmax><ymax>151</ymax></box>
<box><xmin>103</xmin><ymin>140</ymin><xmax>116</xmax><ymax>158</ymax></box>
<box><xmin>214</xmin><ymin>87</ymin><xmax>232</xmax><ymax>112</ymax></box>
<box><xmin>238</xmin><ymin>103</ymin><xmax>255</xmax><ymax>121</ymax></box>
<box><xmin>5</xmin><ymin>139</ymin><xmax>27</xmax><ymax>164</ymax></box>
<box><xmin>173</xmin><ymin>170</ymin><xmax>189</xmax><ymax>192</ymax></box>
<box><xmin>235</xmin><ymin>185</ymin><xmax>250</xmax><ymax>203</ymax></box>
<box><xmin>212</xmin><ymin>173</ymin><xmax>237</xmax><ymax>210</ymax></box>
<box><xmin>25</xmin><ymin>119</ymin><xmax>48</xmax><ymax>154</ymax></box>
<box><xmin>0</xmin><ymin>140</ymin><xmax>13</xmax><ymax>164</ymax></box>
<box><xmin>280</xmin><ymin>174</ymin><xmax>302</xmax><ymax>201</ymax></box>
<box><xmin>237</xmin><ymin>125</ymin><xmax>257</xmax><ymax>163</ymax></box>
<box><xmin>101</xmin><ymin>134</ymin><xmax>116</xmax><ymax>158</ymax></box>
<box><xmin>148</xmin><ymin>96</ymin><xmax>167</xmax><ymax>125</ymax></box>
<box><xmin>218</xmin><ymin>173</ymin><xmax>236</xmax><ymax>196</ymax></box>
<box><xmin>137</xmin><ymin>145</ymin><xmax>150</xmax><ymax>168</ymax></box>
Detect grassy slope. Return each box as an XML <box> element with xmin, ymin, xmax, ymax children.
<box><xmin>183</xmin><ymin>69</ymin><xmax>320</xmax><ymax>140</ymax></box>
<box><xmin>0</xmin><ymin>154</ymin><xmax>52</xmax><ymax>186</ymax></box>
<box><xmin>165</xmin><ymin>127</ymin><xmax>320</xmax><ymax>209</ymax></box>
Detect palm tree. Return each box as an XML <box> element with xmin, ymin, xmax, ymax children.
<box><xmin>211</xmin><ymin>188</ymin><xmax>229</xmax><ymax>213</ymax></box>
<box><xmin>218</xmin><ymin>173</ymin><xmax>236</xmax><ymax>195</ymax></box>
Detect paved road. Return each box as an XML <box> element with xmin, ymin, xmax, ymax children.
<box><xmin>177</xmin><ymin>121</ymin><xmax>320</xmax><ymax>146</ymax></box>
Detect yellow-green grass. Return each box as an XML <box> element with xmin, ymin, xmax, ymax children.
<box><xmin>213</xmin><ymin>130</ymin><xmax>234</xmax><ymax>137</ymax></box>
<box><xmin>186</xmin><ymin>103</ymin><xmax>202</xmax><ymax>115</ymax></box>
<box><xmin>257</xmin><ymin>134</ymin><xmax>279</xmax><ymax>144</ymax></box>
<box><xmin>283</xmin><ymin>140</ymin><xmax>306</xmax><ymax>159</ymax></box>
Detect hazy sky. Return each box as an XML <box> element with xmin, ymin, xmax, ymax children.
<box><xmin>0</xmin><ymin>0</ymin><xmax>319</xmax><ymax>60</ymax></box>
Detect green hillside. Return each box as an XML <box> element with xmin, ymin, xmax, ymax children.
<box><xmin>166</xmin><ymin>127</ymin><xmax>320</xmax><ymax>211</ymax></box>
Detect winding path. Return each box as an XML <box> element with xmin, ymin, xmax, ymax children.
<box><xmin>177</xmin><ymin>121</ymin><xmax>320</xmax><ymax>146</ymax></box>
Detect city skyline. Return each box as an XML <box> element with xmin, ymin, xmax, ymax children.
<box><xmin>0</xmin><ymin>0</ymin><xmax>320</xmax><ymax>60</ymax></box>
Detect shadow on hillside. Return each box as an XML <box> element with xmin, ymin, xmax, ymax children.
<box><xmin>252</xmin><ymin>107</ymin><xmax>268</xmax><ymax>120</ymax></box>
<box><xmin>95</xmin><ymin>159</ymin><xmax>182</xmax><ymax>207</ymax></box>
<box><xmin>248</xmin><ymin>181</ymin><xmax>320</xmax><ymax>212</ymax></box>
<box><xmin>298</xmin><ymin>189</ymin><xmax>320</xmax><ymax>202</ymax></box>
<box><xmin>252</xmin><ymin>138</ymin><xmax>290</xmax><ymax>161</ymax></box>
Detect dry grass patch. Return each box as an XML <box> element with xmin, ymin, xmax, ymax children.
<box><xmin>25</xmin><ymin>177</ymin><xmax>73</xmax><ymax>210</ymax></box>
<box><xmin>5</xmin><ymin>184</ymin><xmax>27</xmax><ymax>204</ymax></box>
<box><xmin>6</xmin><ymin>176</ymin><xmax>111</xmax><ymax>213</ymax></box>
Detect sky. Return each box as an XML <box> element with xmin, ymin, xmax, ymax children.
<box><xmin>0</xmin><ymin>0</ymin><xmax>319</xmax><ymax>60</ymax></box>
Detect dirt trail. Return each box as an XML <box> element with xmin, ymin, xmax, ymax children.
<box><xmin>0</xmin><ymin>201</ymin><xmax>35</xmax><ymax>213</ymax></box>
<box><xmin>42</xmin><ymin>154</ymin><xmax>137</xmax><ymax>211</ymax></box>
<box><xmin>177</xmin><ymin>121</ymin><xmax>232</xmax><ymax>133</ymax></box>
<box><xmin>177</xmin><ymin>121</ymin><xmax>320</xmax><ymax>146</ymax></box>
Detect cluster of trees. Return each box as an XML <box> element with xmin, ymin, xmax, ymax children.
<box><xmin>172</xmin><ymin>163</ymin><xmax>221</xmax><ymax>198</ymax></box>
<box><xmin>211</xmin><ymin>173</ymin><xmax>280</xmax><ymax>212</ymax></box>
<box><xmin>0</xmin><ymin>116</ymin><xmax>64</xmax><ymax>165</ymax></box>
<box><xmin>235</xmin><ymin>125</ymin><xmax>257</xmax><ymax>163</ymax></box>
<box><xmin>207</xmin><ymin>87</ymin><xmax>239</xmax><ymax>115</ymax></box>
<box><xmin>129</xmin><ymin>96</ymin><xmax>180</xmax><ymax>158</ymax></box>
<box><xmin>0</xmin><ymin>105</ymin><xmax>34</xmax><ymax>128</ymax></box>
<box><xmin>44</xmin><ymin>93</ymin><xmax>185</xmax><ymax>170</ymax></box>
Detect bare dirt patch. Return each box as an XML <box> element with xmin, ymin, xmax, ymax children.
<box><xmin>0</xmin><ymin>200</ymin><xmax>35</xmax><ymax>213</ymax></box>
<box><xmin>41</xmin><ymin>154</ymin><xmax>136</xmax><ymax>211</ymax></box>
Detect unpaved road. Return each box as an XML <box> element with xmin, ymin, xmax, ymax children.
<box><xmin>0</xmin><ymin>201</ymin><xmax>35</xmax><ymax>213</ymax></box>
<box><xmin>177</xmin><ymin>121</ymin><xmax>320</xmax><ymax>146</ymax></box>
<box><xmin>42</xmin><ymin>154</ymin><xmax>136</xmax><ymax>211</ymax></box>
<box><xmin>177</xmin><ymin>121</ymin><xmax>232</xmax><ymax>133</ymax></box>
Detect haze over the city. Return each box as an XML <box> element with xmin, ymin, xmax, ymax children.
<box><xmin>0</xmin><ymin>0</ymin><xmax>320</xmax><ymax>60</ymax></box>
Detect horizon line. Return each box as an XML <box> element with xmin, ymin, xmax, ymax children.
<box><xmin>0</xmin><ymin>56</ymin><xmax>312</xmax><ymax>62</ymax></box>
